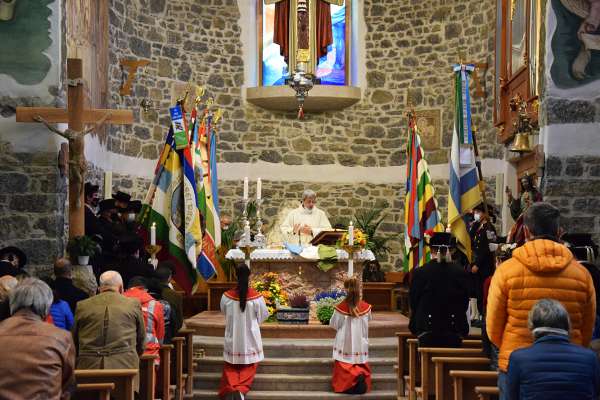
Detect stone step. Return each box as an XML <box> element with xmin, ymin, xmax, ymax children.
<box><xmin>193</xmin><ymin>389</ymin><xmax>400</xmax><ymax>399</ymax></box>
<box><xmin>194</xmin><ymin>372</ymin><xmax>397</xmax><ymax>392</ymax></box>
<box><xmin>193</xmin><ymin>336</ymin><xmax>396</xmax><ymax>358</ymax></box>
<box><xmin>196</xmin><ymin>356</ymin><xmax>396</xmax><ymax>375</ymax></box>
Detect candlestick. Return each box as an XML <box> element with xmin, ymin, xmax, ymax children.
<box><xmin>151</xmin><ymin>222</ymin><xmax>156</xmax><ymax>246</ymax></box>
<box><xmin>243</xmin><ymin>177</ymin><xmax>249</xmax><ymax>200</ymax></box>
<box><xmin>256</xmin><ymin>178</ymin><xmax>262</xmax><ymax>200</ymax></box>
<box><xmin>348</xmin><ymin>221</ymin><xmax>354</xmax><ymax>246</ymax></box>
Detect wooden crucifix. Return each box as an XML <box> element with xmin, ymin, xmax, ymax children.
<box><xmin>16</xmin><ymin>58</ymin><xmax>134</xmax><ymax>238</ymax></box>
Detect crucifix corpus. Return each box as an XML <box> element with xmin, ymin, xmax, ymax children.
<box><xmin>16</xmin><ymin>58</ymin><xmax>134</xmax><ymax>238</ymax></box>
<box><xmin>266</xmin><ymin>0</ymin><xmax>344</xmax><ymax>76</ymax></box>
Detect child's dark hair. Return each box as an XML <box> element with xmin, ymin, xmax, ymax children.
<box><xmin>343</xmin><ymin>276</ymin><xmax>361</xmax><ymax>317</ymax></box>
<box><xmin>237</xmin><ymin>263</ymin><xmax>251</xmax><ymax>312</ymax></box>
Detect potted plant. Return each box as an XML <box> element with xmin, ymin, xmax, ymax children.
<box><xmin>315</xmin><ymin>289</ymin><xmax>346</xmax><ymax>325</ymax></box>
<box><xmin>67</xmin><ymin>235</ymin><xmax>98</xmax><ymax>266</ymax></box>
<box><xmin>252</xmin><ymin>272</ymin><xmax>288</xmax><ymax>322</ymax></box>
<box><xmin>353</xmin><ymin>204</ymin><xmax>392</xmax><ymax>261</ymax></box>
<box><xmin>277</xmin><ymin>293</ymin><xmax>310</xmax><ymax>325</ymax></box>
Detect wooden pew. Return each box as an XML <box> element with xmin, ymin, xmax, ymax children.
<box><xmin>158</xmin><ymin>344</ymin><xmax>174</xmax><ymax>400</ymax></box>
<box><xmin>177</xmin><ymin>328</ymin><xmax>195</xmax><ymax>399</ymax></box>
<box><xmin>139</xmin><ymin>354</ymin><xmax>158</xmax><ymax>400</ymax></box>
<box><xmin>171</xmin><ymin>337</ymin><xmax>186</xmax><ymax>400</ymax></box>
<box><xmin>449</xmin><ymin>370</ymin><xmax>499</xmax><ymax>400</ymax></box>
<box><xmin>407</xmin><ymin>338</ymin><xmax>483</xmax><ymax>400</ymax></box>
<box><xmin>433</xmin><ymin>357</ymin><xmax>491</xmax><ymax>400</ymax></box>
<box><xmin>74</xmin><ymin>369</ymin><xmax>138</xmax><ymax>400</ymax></box>
<box><xmin>475</xmin><ymin>385</ymin><xmax>499</xmax><ymax>400</ymax></box>
<box><xmin>74</xmin><ymin>383</ymin><xmax>115</xmax><ymax>400</ymax></box>
<box><xmin>416</xmin><ymin>347</ymin><xmax>486</xmax><ymax>400</ymax></box>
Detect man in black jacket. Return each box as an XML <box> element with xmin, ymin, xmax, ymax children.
<box><xmin>52</xmin><ymin>258</ymin><xmax>89</xmax><ymax>313</ymax></box>
<box><xmin>409</xmin><ymin>232</ymin><xmax>470</xmax><ymax>347</ymax></box>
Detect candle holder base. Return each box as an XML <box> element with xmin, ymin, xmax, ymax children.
<box><xmin>145</xmin><ymin>244</ymin><xmax>162</xmax><ymax>268</ymax></box>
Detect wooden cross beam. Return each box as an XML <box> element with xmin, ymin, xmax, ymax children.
<box><xmin>16</xmin><ymin>58</ymin><xmax>134</xmax><ymax>238</ymax></box>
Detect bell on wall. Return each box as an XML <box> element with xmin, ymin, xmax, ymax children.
<box><xmin>510</xmin><ymin>133</ymin><xmax>532</xmax><ymax>153</ymax></box>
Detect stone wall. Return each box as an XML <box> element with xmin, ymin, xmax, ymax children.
<box><xmin>0</xmin><ymin>142</ymin><xmax>67</xmax><ymax>276</ymax></box>
<box><xmin>106</xmin><ymin>0</ymin><xmax>501</xmax><ymax>271</ymax></box>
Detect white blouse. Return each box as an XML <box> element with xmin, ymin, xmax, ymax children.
<box><xmin>329</xmin><ymin>302</ymin><xmax>372</xmax><ymax>364</ymax></box>
<box><xmin>221</xmin><ymin>290</ymin><xmax>270</xmax><ymax>364</ymax></box>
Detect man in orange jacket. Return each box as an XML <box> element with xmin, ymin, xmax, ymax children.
<box><xmin>486</xmin><ymin>202</ymin><xmax>596</xmax><ymax>400</ymax></box>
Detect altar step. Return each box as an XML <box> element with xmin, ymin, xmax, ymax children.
<box><xmin>193</xmin><ymin>336</ymin><xmax>397</xmax><ymax>358</ymax></box>
<box><xmin>193</xmin><ymin>389</ymin><xmax>399</xmax><ymax>399</ymax></box>
<box><xmin>194</xmin><ymin>372</ymin><xmax>397</xmax><ymax>392</ymax></box>
<box><xmin>192</xmin><ymin>336</ymin><xmax>399</xmax><ymax>398</ymax></box>
<box><xmin>196</xmin><ymin>356</ymin><xmax>396</xmax><ymax>375</ymax></box>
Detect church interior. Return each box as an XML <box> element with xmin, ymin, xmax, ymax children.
<box><xmin>0</xmin><ymin>0</ymin><xmax>599</xmax><ymax>399</ymax></box>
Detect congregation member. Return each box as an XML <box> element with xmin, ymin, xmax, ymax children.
<box><xmin>409</xmin><ymin>232</ymin><xmax>470</xmax><ymax>347</ymax></box>
<box><xmin>47</xmin><ymin>281</ymin><xmax>74</xmax><ymax>331</ymax></box>
<box><xmin>487</xmin><ymin>202</ymin><xmax>596</xmax><ymax>400</ymax></box>
<box><xmin>73</xmin><ymin>271</ymin><xmax>145</xmax><ymax>373</ymax></box>
<box><xmin>52</xmin><ymin>257</ymin><xmax>89</xmax><ymax>314</ymax></box>
<box><xmin>280</xmin><ymin>189</ymin><xmax>332</xmax><ymax>246</ymax></box>
<box><xmin>124</xmin><ymin>276</ymin><xmax>165</xmax><ymax>362</ymax></box>
<box><xmin>115</xmin><ymin>233</ymin><xmax>154</xmax><ymax>288</ymax></box>
<box><xmin>219</xmin><ymin>264</ymin><xmax>269</xmax><ymax>400</ymax></box>
<box><xmin>0</xmin><ymin>275</ymin><xmax>17</xmax><ymax>321</ymax></box>
<box><xmin>329</xmin><ymin>276</ymin><xmax>373</xmax><ymax>395</ymax></box>
<box><xmin>0</xmin><ymin>278</ymin><xmax>75</xmax><ymax>399</ymax></box>
<box><xmin>0</xmin><ymin>245</ymin><xmax>28</xmax><ymax>278</ymax></box>
<box><xmin>155</xmin><ymin>261</ymin><xmax>184</xmax><ymax>341</ymax></box>
<box><xmin>507</xmin><ymin>299</ymin><xmax>600</xmax><ymax>399</ymax></box>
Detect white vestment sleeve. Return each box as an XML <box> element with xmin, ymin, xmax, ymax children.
<box><xmin>280</xmin><ymin>210</ymin><xmax>295</xmax><ymax>236</ymax></box>
<box><xmin>313</xmin><ymin>209</ymin><xmax>332</xmax><ymax>236</ymax></box>
<box><xmin>220</xmin><ymin>293</ymin><xmax>227</xmax><ymax>314</ymax></box>
<box><xmin>256</xmin><ymin>296</ymin><xmax>270</xmax><ymax>324</ymax></box>
<box><xmin>329</xmin><ymin>310</ymin><xmax>344</xmax><ymax>331</ymax></box>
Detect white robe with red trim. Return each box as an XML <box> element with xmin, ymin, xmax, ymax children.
<box><xmin>330</xmin><ymin>300</ymin><xmax>372</xmax><ymax>364</ymax></box>
<box><xmin>221</xmin><ymin>288</ymin><xmax>270</xmax><ymax>364</ymax></box>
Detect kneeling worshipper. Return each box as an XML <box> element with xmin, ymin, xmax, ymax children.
<box><xmin>219</xmin><ymin>264</ymin><xmax>269</xmax><ymax>400</ymax></box>
<box><xmin>280</xmin><ymin>189</ymin><xmax>332</xmax><ymax>246</ymax></box>
<box><xmin>409</xmin><ymin>232</ymin><xmax>470</xmax><ymax>347</ymax></box>
<box><xmin>330</xmin><ymin>276</ymin><xmax>373</xmax><ymax>395</ymax></box>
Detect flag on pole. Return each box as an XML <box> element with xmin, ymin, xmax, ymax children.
<box><xmin>403</xmin><ymin>114</ymin><xmax>443</xmax><ymax>272</ymax></box>
<box><xmin>448</xmin><ymin>64</ymin><xmax>482</xmax><ymax>262</ymax></box>
<box><xmin>195</xmin><ymin>112</ymin><xmax>222</xmax><ymax>279</ymax></box>
<box><xmin>139</xmin><ymin>122</ymin><xmax>202</xmax><ymax>294</ymax></box>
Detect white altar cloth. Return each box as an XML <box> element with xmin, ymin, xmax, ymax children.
<box><xmin>225</xmin><ymin>247</ymin><xmax>375</xmax><ymax>262</ymax></box>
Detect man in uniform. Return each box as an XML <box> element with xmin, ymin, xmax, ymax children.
<box><xmin>280</xmin><ymin>189</ymin><xmax>332</xmax><ymax>246</ymax></box>
<box><xmin>84</xmin><ymin>182</ymin><xmax>101</xmax><ymax>238</ymax></box>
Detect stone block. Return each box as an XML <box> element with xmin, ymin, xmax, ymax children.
<box><xmin>292</xmin><ymin>138</ymin><xmax>312</xmax><ymax>152</ymax></box>
<box><xmin>129</xmin><ymin>37</ymin><xmax>151</xmax><ymax>58</ymax></box>
<box><xmin>9</xmin><ymin>194</ymin><xmax>58</xmax><ymax>213</ymax></box>
<box><xmin>223</xmin><ymin>152</ymin><xmax>250</xmax><ymax>163</ymax></box>
<box><xmin>366</xmin><ymin>71</ymin><xmax>386</xmax><ymax>88</ymax></box>
<box><xmin>565</xmin><ymin>157</ymin><xmax>584</xmax><ymax>177</ymax></box>
<box><xmin>0</xmin><ymin>173</ymin><xmax>29</xmax><ymax>193</ymax></box>
<box><xmin>208</xmin><ymin>74</ymin><xmax>225</xmax><ymax>88</ymax></box>
<box><xmin>259</xmin><ymin>150</ymin><xmax>282</xmax><ymax>163</ymax></box>
<box><xmin>178</xmin><ymin>63</ymin><xmax>192</xmax><ymax>82</ymax></box>
<box><xmin>150</xmin><ymin>0</ymin><xmax>166</xmax><ymax>14</ymax></box>
<box><xmin>371</xmin><ymin>90</ymin><xmax>394</xmax><ymax>104</ymax></box>
<box><xmin>19</xmin><ymin>238</ymin><xmax>60</xmax><ymax>264</ymax></box>
<box><xmin>307</xmin><ymin>154</ymin><xmax>335</xmax><ymax>165</ymax></box>
<box><xmin>364</xmin><ymin>124</ymin><xmax>384</xmax><ymax>138</ymax></box>
<box><xmin>545</xmin><ymin>156</ymin><xmax>563</xmax><ymax>176</ymax></box>
<box><xmin>547</xmin><ymin>99</ymin><xmax>595</xmax><ymax>124</ymax></box>
<box><xmin>0</xmin><ymin>215</ymin><xmax>31</xmax><ymax>240</ymax></box>
<box><xmin>283</xmin><ymin>154</ymin><xmax>303</xmax><ymax>165</ymax></box>
<box><xmin>337</xmin><ymin>154</ymin><xmax>359</xmax><ymax>167</ymax></box>
<box><xmin>445</xmin><ymin>23</ymin><xmax>462</xmax><ymax>39</ymax></box>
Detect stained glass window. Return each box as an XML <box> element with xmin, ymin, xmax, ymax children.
<box><xmin>261</xmin><ymin>1</ymin><xmax>347</xmax><ymax>86</ymax></box>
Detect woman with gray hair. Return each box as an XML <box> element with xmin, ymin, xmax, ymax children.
<box><xmin>0</xmin><ymin>278</ymin><xmax>75</xmax><ymax>399</ymax></box>
<box><xmin>507</xmin><ymin>299</ymin><xmax>600</xmax><ymax>399</ymax></box>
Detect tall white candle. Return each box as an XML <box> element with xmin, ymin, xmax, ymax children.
<box><xmin>256</xmin><ymin>178</ymin><xmax>262</xmax><ymax>200</ymax></box>
<box><xmin>151</xmin><ymin>222</ymin><xmax>156</xmax><ymax>246</ymax></box>
<box><xmin>348</xmin><ymin>221</ymin><xmax>354</xmax><ymax>246</ymax></box>
<box><xmin>243</xmin><ymin>177</ymin><xmax>249</xmax><ymax>200</ymax></box>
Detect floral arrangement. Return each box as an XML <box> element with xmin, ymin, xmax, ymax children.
<box><xmin>336</xmin><ymin>228</ymin><xmax>368</xmax><ymax>253</ymax></box>
<box><xmin>252</xmin><ymin>272</ymin><xmax>288</xmax><ymax>321</ymax></box>
<box><xmin>315</xmin><ymin>289</ymin><xmax>346</xmax><ymax>325</ymax></box>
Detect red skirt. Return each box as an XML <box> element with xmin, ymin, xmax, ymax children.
<box><xmin>218</xmin><ymin>362</ymin><xmax>258</xmax><ymax>398</ymax></box>
<box><xmin>331</xmin><ymin>360</ymin><xmax>372</xmax><ymax>393</ymax></box>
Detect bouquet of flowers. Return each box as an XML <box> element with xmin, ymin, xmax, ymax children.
<box><xmin>315</xmin><ymin>289</ymin><xmax>346</xmax><ymax>325</ymax></box>
<box><xmin>336</xmin><ymin>228</ymin><xmax>368</xmax><ymax>253</ymax></box>
<box><xmin>252</xmin><ymin>272</ymin><xmax>288</xmax><ymax>321</ymax></box>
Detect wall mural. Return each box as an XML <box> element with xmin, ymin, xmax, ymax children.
<box><xmin>0</xmin><ymin>0</ymin><xmax>53</xmax><ymax>85</ymax></box>
<box><xmin>550</xmin><ymin>0</ymin><xmax>600</xmax><ymax>88</ymax></box>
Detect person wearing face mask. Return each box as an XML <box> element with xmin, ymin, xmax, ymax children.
<box><xmin>84</xmin><ymin>182</ymin><xmax>101</xmax><ymax>238</ymax></box>
<box><xmin>121</xmin><ymin>200</ymin><xmax>142</xmax><ymax>234</ymax></box>
<box><xmin>95</xmin><ymin>199</ymin><xmax>120</xmax><ymax>256</ymax></box>
<box><xmin>468</xmin><ymin>203</ymin><xmax>498</xmax><ymax>326</ymax></box>
<box><xmin>280</xmin><ymin>189</ymin><xmax>332</xmax><ymax>246</ymax></box>
<box><xmin>486</xmin><ymin>202</ymin><xmax>596</xmax><ymax>400</ymax></box>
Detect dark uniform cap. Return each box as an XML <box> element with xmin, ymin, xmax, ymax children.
<box><xmin>113</xmin><ymin>191</ymin><xmax>132</xmax><ymax>204</ymax></box>
<box><xmin>98</xmin><ymin>198</ymin><xmax>117</xmax><ymax>213</ymax></box>
<box><xmin>0</xmin><ymin>246</ymin><xmax>27</xmax><ymax>269</ymax></box>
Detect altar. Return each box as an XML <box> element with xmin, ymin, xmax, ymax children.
<box><xmin>207</xmin><ymin>247</ymin><xmax>375</xmax><ymax>310</ymax></box>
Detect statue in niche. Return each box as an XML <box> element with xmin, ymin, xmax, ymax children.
<box><xmin>506</xmin><ymin>173</ymin><xmax>543</xmax><ymax>246</ymax></box>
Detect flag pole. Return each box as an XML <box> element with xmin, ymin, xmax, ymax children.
<box><xmin>471</xmin><ymin>123</ymin><xmax>489</xmax><ymax>216</ymax></box>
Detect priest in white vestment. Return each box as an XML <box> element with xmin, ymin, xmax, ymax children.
<box><xmin>219</xmin><ymin>264</ymin><xmax>269</xmax><ymax>400</ymax></box>
<box><xmin>329</xmin><ymin>276</ymin><xmax>373</xmax><ymax>394</ymax></box>
<box><xmin>280</xmin><ymin>189</ymin><xmax>332</xmax><ymax>246</ymax></box>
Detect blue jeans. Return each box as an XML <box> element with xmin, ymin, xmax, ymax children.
<box><xmin>498</xmin><ymin>370</ymin><xmax>509</xmax><ymax>400</ymax></box>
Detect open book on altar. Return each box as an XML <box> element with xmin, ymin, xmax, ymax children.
<box><xmin>310</xmin><ymin>230</ymin><xmax>345</xmax><ymax>246</ymax></box>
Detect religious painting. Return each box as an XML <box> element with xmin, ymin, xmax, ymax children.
<box><xmin>261</xmin><ymin>0</ymin><xmax>348</xmax><ymax>86</ymax></box>
<box><xmin>415</xmin><ymin>110</ymin><xmax>441</xmax><ymax>151</ymax></box>
<box><xmin>550</xmin><ymin>0</ymin><xmax>600</xmax><ymax>88</ymax></box>
<box><xmin>0</xmin><ymin>0</ymin><xmax>53</xmax><ymax>85</ymax></box>
<box><xmin>510</xmin><ymin>0</ymin><xmax>528</xmax><ymax>75</ymax></box>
